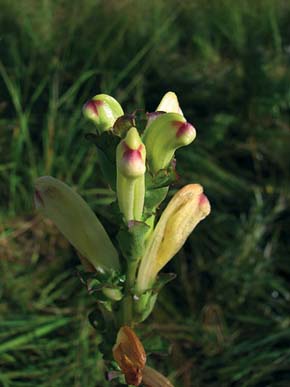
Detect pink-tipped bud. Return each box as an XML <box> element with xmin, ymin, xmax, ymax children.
<box><xmin>118</xmin><ymin>128</ymin><xmax>146</xmax><ymax>179</ymax></box>
<box><xmin>83</xmin><ymin>94</ymin><xmax>124</xmax><ymax>133</ymax></box>
<box><xmin>116</xmin><ymin>128</ymin><xmax>146</xmax><ymax>222</ymax></box>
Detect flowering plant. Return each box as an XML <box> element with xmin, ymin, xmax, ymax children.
<box><xmin>34</xmin><ymin>92</ymin><xmax>210</xmax><ymax>386</ymax></box>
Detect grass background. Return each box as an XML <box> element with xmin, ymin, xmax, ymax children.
<box><xmin>1</xmin><ymin>0</ymin><xmax>290</xmax><ymax>386</ymax></box>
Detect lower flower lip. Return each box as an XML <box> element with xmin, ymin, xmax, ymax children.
<box><xmin>175</xmin><ymin>121</ymin><xmax>196</xmax><ymax>138</ymax></box>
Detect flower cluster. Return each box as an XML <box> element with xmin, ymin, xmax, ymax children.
<box><xmin>34</xmin><ymin>91</ymin><xmax>210</xmax><ymax>386</ymax></box>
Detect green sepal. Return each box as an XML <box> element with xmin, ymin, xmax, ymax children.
<box><xmin>85</xmin><ymin>131</ymin><xmax>119</xmax><ymax>189</ymax></box>
<box><xmin>88</xmin><ymin>308</ymin><xmax>107</xmax><ymax>332</ymax></box>
<box><xmin>142</xmin><ymin>334</ymin><xmax>171</xmax><ymax>357</ymax></box>
<box><xmin>133</xmin><ymin>273</ymin><xmax>176</xmax><ymax>323</ymax></box>
<box><xmin>117</xmin><ymin>220</ymin><xmax>149</xmax><ymax>262</ymax></box>
<box><xmin>144</xmin><ymin>186</ymin><xmax>168</xmax><ymax>214</ymax></box>
<box><xmin>134</xmin><ymin>109</ymin><xmax>150</xmax><ymax>133</ymax></box>
<box><xmin>146</xmin><ymin>161</ymin><xmax>178</xmax><ymax>190</ymax></box>
<box><xmin>113</xmin><ymin>114</ymin><xmax>135</xmax><ymax>137</ymax></box>
<box><xmin>143</xmin><ymin>163</ymin><xmax>177</xmax><ymax>215</ymax></box>
<box><xmin>152</xmin><ymin>272</ymin><xmax>176</xmax><ymax>293</ymax></box>
<box><xmin>77</xmin><ymin>266</ymin><xmax>124</xmax><ymax>302</ymax></box>
<box><xmin>133</xmin><ymin>290</ymin><xmax>158</xmax><ymax>323</ymax></box>
<box><xmin>113</xmin><ymin>110</ymin><xmax>149</xmax><ymax>137</ymax></box>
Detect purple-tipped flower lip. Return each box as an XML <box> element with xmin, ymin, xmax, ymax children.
<box><xmin>83</xmin><ymin>99</ymin><xmax>104</xmax><ymax>116</ymax></box>
<box><xmin>199</xmin><ymin>193</ymin><xmax>209</xmax><ymax>206</ymax></box>
<box><xmin>174</xmin><ymin>121</ymin><xmax>196</xmax><ymax>138</ymax></box>
<box><xmin>122</xmin><ymin>144</ymin><xmax>143</xmax><ymax>163</ymax></box>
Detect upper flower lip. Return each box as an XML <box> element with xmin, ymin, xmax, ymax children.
<box><xmin>156</xmin><ymin>91</ymin><xmax>183</xmax><ymax>115</ymax></box>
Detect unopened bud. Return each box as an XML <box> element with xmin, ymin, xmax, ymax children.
<box><xmin>34</xmin><ymin>176</ymin><xmax>120</xmax><ymax>273</ymax></box>
<box><xmin>143</xmin><ymin>113</ymin><xmax>196</xmax><ymax>173</ymax></box>
<box><xmin>116</xmin><ymin>127</ymin><xmax>146</xmax><ymax>222</ymax></box>
<box><xmin>136</xmin><ymin>184</ymin><xmax>210</xmax><ymax>293</ymax></box>
<box><xmin>83</xmin><ymin>94</ymin><xmax>124</xmax><ymax>133</ymax></box>
<box><xmin>113</xmin><ymin>326</ymin><xmax>146</xmax><ymax>386</ymax></box>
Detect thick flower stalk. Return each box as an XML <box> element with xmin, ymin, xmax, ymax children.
<box><xmin>136</xmin><ymin>184</ymin><xmax>210</xmax><ymax>294</ymax></box>
<box><xmin>143</xmin><ymin>112</ymin><xmax>196</xmax><ymax>173</ymax></box>
<box><xmin>34</xmin><ymin>176</ymin><xmax>119</xmax><ymax>273</ymax></box>
<box><xmin>116</xmin><ymin>127</ymin><xmax>146</xmax><ymax>222</ymax></box>
<box><xmin>83</xmin><ymin>93</ymin><xmax>124</xmax><ymax>133</ymax></box>
<box><xmin>34</xmin><ymin>91</ymin><xmax>211</xmax><ymax>387</ymax></box>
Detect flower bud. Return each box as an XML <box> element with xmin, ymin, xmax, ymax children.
<box><xmin>136</xmin><ymin>184</ymin><xmax>210</xmax><ymax>293</ymax></box>
<box><xmin>156</xmin><ymin>91</ymin><xmax>183</xmax><ymax>115</ymax></box>
<box><xmin>83</xmin><ymin>94</ymin><xmax>124</xmax><ymax>133</ymax></box>
<box><xmin>142</xmin><ymin>366</ymin><xmax>174</xmax><ymax>387</ymax></box>
<box><xmin>143</xmin><ymin>112</ymin><xmax>196</xmax><ymax>173</ymax></box>
<box><xmin>34</xmin><ymin>176</ymin><xmax>120</xmax><ymax>273</ymax></box>
<box><xmin>113</xmin><ymin>326</ymin><xmax>146</xmax><ymax>386</ymax></box>
<box><xmin>116</xmin><ymin>127</ymin><xmax>146</xmax><ymax>222</ymax></box>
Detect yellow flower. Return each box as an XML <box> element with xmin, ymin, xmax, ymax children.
<box><xmin>136</xmin><ymin>184</ymin><xmax>210</xmax><ymax>293</ymax></box>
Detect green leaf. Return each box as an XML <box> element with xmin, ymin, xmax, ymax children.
<box><xmin>145</xmin><ymin>162</ymin><xmax>178</xmax><ymax>190</ymax></box>
<box><xmin>117</xmin><ymin>221</ymin><xmax>149</xmax><ymax>262</ymax></box>
<box><xmin>113</xmin><ymin>114</ymin><xmax>135</xmax><ymax>137</ymax></box>
<box><xmin>86</xmin><ymin>131</ymin><xmax>120</xmax><ymax>189</ymax></box>
<box><xmin>144</xmin><ymin>186</ymin><xmax>168</xmax><ymax>213</ymax></box>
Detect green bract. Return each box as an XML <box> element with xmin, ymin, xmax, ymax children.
<box><xmin>34</xmin><ymin>176</ymin><xmax>120</xmax><ymax>273</ymax></box>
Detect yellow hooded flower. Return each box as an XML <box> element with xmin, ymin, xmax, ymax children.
<box><xmin>136</xmin><ymin>184</ymin><xmax>210</xmax><ymax>293</ymax></box>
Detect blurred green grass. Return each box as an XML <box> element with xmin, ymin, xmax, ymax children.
<box><xmin>1</xmin><ymin>0</ymin><xmax>290</xmax><ymax>386</ymax></box>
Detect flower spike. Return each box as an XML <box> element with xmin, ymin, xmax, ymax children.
<box><xmin>136</xmin><ymin>184</ymin><xmax>210</xmax><ymax>293</ymax></box>
<box><xmin>34</xmin><ymin>176</ymin><xmax>120</xmax><ymax>273</ymax></box>
<box><xmin>116</xmin><ymin>127</ymin><xmax>146</xmax><ymax>222</ymax></box>
<box><xmin>83</xmin><ymin>94</ymin><xmax>124</xmax><ymax>133</ymax></box>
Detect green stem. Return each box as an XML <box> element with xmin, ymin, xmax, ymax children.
<box><xmin>122</xmin><ymin>259</ymin><xmax>139</xmax><ymax>326</ymax></box>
